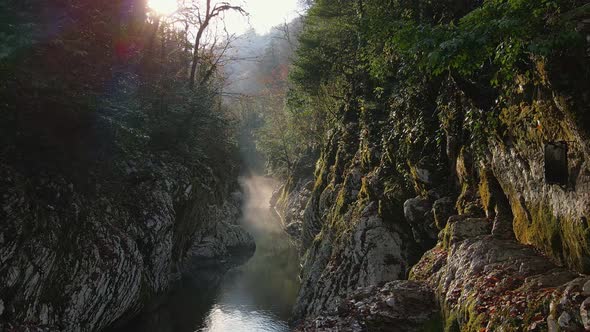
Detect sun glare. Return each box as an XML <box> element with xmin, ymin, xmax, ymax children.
<box><xmin>148</xmin><ymin>0</ymin><xmax>178</xmax><ymax>16</ymax></box>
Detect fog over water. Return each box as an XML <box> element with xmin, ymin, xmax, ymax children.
<box><xmin>196</xmin><ymin>175</ymin><xmax>299</xmax><ymax>332</ymax></box>
<box><xmin>118</xmin><ymin>175</ymin><xmax>300</xmax><ymax>332</ymax></box>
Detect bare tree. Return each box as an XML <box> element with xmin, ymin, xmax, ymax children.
<box><xmin>199</xmin><ymin>28</ymin><xmax>236</xmax><ymax>86</ymax></box>
<box><xmin>181</xmin><ymin>0</ymin><xmax>247</xmax><ymax>89</ymax></box>
<box><xmin>274</xmin><ymin>20</ymin><xmax>294</xmax><ymax>52</ymax></box>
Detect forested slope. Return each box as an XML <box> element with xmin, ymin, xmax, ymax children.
<box><xmin>275</xmin><ymin>0</ymin><xmax>590</xmax><ymax>330</ymax></box>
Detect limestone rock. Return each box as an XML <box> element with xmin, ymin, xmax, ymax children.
<box><xmin>444</xmin><ymin>216</ymin><xmax>491</xmax><ymax>245</ymax></box>
<box><xmin>411</xmin><ymin>235</ymin><xmax>587</xmax><ymax>331</ymax></box>
<box><xmin>187</xmin><ymin>220</ymin><xmax>255</xmax><ymax>263</ymax></box>
<box><xmin>294</xmin><ymin>281</ymin><xmax>441</xmax><ymax>332</ymax></box>
<box><xmin>432</xmin><ymin>196</ymin><xmax>456</xmax><ymax>230</ymax></box>
<box><xmin>580</xmin><ymin>297</ymin><xmax>590</xmax><ymax>330</ymax></box>
<box><xmin>293</xmin><ymin>204</ymin><xmax>413</xmax><ymax>320</ymax></box>
<box><xmin>0</xmin><ymin>156</ymin><xmax>251</xmax><ymax>331</ymax></box>
<box><xmin>403</xmin><ymin>197</ymin><xmax>438</xmax><ymax>248</ymax></box>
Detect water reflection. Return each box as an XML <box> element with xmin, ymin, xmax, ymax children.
<box><xmin>201</xmin><ymin>305</ymin><xmax>289</xmax><ymax>332</ymax></box>
<box><xmin>117</xmin><ymin>176</ymin><xmax>300</xmax><ymax>332</ymax></box>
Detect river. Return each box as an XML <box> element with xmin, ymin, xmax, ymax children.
<box><xmin>118</xmin><ymin>176</ymin><xmax>300</xmax><ymax>332</ymax></box>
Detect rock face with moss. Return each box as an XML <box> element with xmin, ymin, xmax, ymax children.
<box><xmin>285</xmin><ymin>73</ymin><xmax>590</xmax><ymax>330</ymax></box>
<box><xmin>294</xmin><ymin>281</ymin><xmax>442</xmax><ymax>332</ymax></box>
<box><xmin>290</xmin><ymin>99</ymin><xmax>441</xmax><ymax>321</ymax></box>
<box><xmin>491</xmin><ymin>94</ymin><xmax>590</xmax><ymax>272</ymax></box>
<box><xmin>0</xmin><ymin>147</ymin><xmax>254</xmax><ymax>331</ymax></box>
<box><xmin>281</xmin><ymin>3</ymin><xmax>590</xmax><ymax>327</ymax></box>
<box><xmin>272</xmin><ymin>152</ymin><xmax>318</xmax><ymax>241</ymax></box>
<box><xmin>286</xmin><ymin>76</ymin><xmax>590</xmax><ymax>330</ymax></box>
<box><xmin>411</xmin><ymin>229</ymin><xmax>590</xmax><ymax>331</ymax></box>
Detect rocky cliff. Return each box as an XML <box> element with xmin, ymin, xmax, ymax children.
<box><xmin>272</xmin><ymin>152</ymin><xmax>318</xmax><ymax>243</ymax></box>
<box><xmin>0</xmin><ymin>1</ymin><xmax>257</xmax><ymax>329</ymax></box>
<box><xmin>284</xmin><ymin>7</ymin><xmax>590</xmax><ymax>331</ymax></box>
<box><xmin>0</xmin><ymin>121</ymin><xmax>254</xmax><ymax>331</ymax></box>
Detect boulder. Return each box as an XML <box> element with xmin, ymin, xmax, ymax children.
<box><xmin>403</xmin><ymin>197</ymin><xmax>438</xmax><ymax>248</ymax></box>
<box><xmin>432</xmin><ymin>196</ymin><xmax>456</xmax><ymax>230</ymax></box>
<box><xmin>411</xmin><ymin>235</ymin><xmax>588</xmax><ymax>331</ymax></box>
<box><xmin>445</xmin><ymin>217</ymin><xmax>492</xmax><ymax>245</ymax></box>
<box><xmin>294</xmin><ymin>281</ymin><xmax>441</xmax><ymax>332</ymax></box>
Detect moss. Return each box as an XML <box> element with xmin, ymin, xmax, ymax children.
<box><xmin>440</xmin><ymin>220</ymin><xmax>457</xmax><ymax>250</ymax></box>
<box><xmin>313</xmin><ymin>156</ymin><xmax>328</xmax><ymax>190</ymax></box>
<box><xmin>326</xmin><ymin>187</ymin><xmax>357</xmax><ymax>241</ymax></box>
<box><xmin>443</xmin><ymin>310</ymin><xmax>461</xmax><ymax>332</ymax></box>
<box><xmin>459</xmin><ymin>297</ymin><xmax>487</xmax><ymax>332</ymax></box>
<box><xmin>455</xmin><ymin>182</ymin><xmax>469</xmax><ymax>215</ymax></box>
<box><xmin>500</xmin><ymin>95</ymin><xmax>578</xmax><ymax>147</ymax></box>
<box><xmin>497</xmin><ymin>84</ymin><xmax>590</xmax><ymax>273</ymax></box>
<box><xmin>334</xmin><ymin>187</ymin><xmax>349</xmax><ymax>215</ymax></box>
<box><xmin>512</xmin><ymin>198</ymin><xmax>590</xmax><ymax>273</ymax></box>
<box><xmin>358</xmin><ymin>176</ymin><xmax>371</xmax><ymax>202</ymax></box>
<box><xmin>408</xmin><ymin>164</ymin><xmax>426</xmax><ymax>196</ymax></box>
<box><xmin>478</xmin><ymin>170</ymin><xmax>491</xmax><ymax>216</ymax></box>
<box><xmin>275</xmin><ymin>177</ymin><xmax>293</xmax><ymax>213</ymax></box>
<box><xmin>440</xmin><ymin>216</ymin><xmax>474</xmax><ymax>250</ymax></box>
<box><xmin>521</xmin><ymin>294</ymin><xmax>551</xmax><ymax>330</ymax></box>
<box><xmin>455</xmin><ymin>150</ymin><xmax>484</xmax><ymax>216</ymax></box>
<box><xmin>420</xmin><ymin>314</ymin><xmax>444</xmax><ymax>332</ymax></box>
<box><xmin>359</xmin><ymin>141</ymin><xmax>373</xmax><ymax>171</ymax></box>
<box><xmin>433</xmin><ymin>273</ymin><xmax>557</xmax><ymax>332</ymax></box>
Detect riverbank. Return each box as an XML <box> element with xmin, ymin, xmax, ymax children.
<box><xmin>113</xmin><ymin>176</ymin><xmax>301</xmax><ymax>332</ymax></box>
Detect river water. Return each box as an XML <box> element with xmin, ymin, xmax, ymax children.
<box><xmin>118</xmin><ymin>176</ymin><xmax>300</xmax><ymax>332</ymax></box>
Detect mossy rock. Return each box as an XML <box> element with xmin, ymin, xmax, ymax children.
<box><xmin>511</xmin><ymin>197</ymin><xmax>590</xmax><ymax>273</ymax></box>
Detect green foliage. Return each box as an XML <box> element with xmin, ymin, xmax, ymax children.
<box><xmin>258</xmin><ymin>0</ymin><xmax>363</xmax><ymax>176</ymax></box>
<box><xmin>290</xmin><ymin>0</ymin><xmax>359</xmax><ymax>93</ymax></box>
<box><xmin>383</xmin><ymin>0</ymin><xmax>586</xmax><ymax>86</ymax></box>
<box><xmin>286</xmin><ymin>0</ymin><xmax>588</xmax><ymax>177</ymax></box>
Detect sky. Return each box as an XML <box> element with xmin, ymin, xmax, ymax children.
<box><xmin>223</xmin><ymin>0</ymin><xmax>302</xmax><ymax>35</ymax></box>
<box><xmin>148</xmin><ymin>0</ymin><xmax>302</xmax><ymax>35</ymax></box>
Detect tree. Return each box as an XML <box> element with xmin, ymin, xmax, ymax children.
<box><xmin>179</xmin><ymin>0</ymin><xmax>247</xmax><ymax>89</ymax></box>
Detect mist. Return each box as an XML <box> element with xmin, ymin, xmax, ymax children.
<box><xmin>238</xmin><ymin>175</ymin><xmax>281</xmax><ymax>234</ymax></box>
